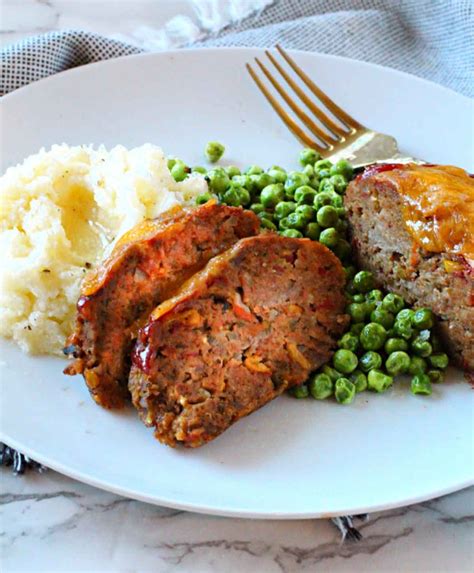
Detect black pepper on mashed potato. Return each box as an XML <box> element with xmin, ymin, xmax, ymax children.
<box><xmin>0</xmin><ymin>144</ymin><xmax>207</xmax><ymax>355</ymax></box>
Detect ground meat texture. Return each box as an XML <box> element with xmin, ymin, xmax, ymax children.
<box><xmin>64</xmin><ymin>202</ymin><xmax>260</xmax><ymax>409</ymax></box>
<box><xmin>345</xmin><ymin>166</ymin><xmax>474</xmax><ymax>371</ymax></box>
<box><xmin>129</xmin><ymin>235</ymin><xmax>348</xmax><ymax>448</ymax></box>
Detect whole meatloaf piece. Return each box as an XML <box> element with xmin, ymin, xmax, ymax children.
<box><xmin>345</xmin><ymin>163</ymin><xmax>474</xmax><ymax>371</ymax></box>
<box><xmin>129</xmin><ymin>235</ymin><xmax>348</xmax><ymax>448</ymax></box>
<box><xmin>65</xmin><ymin>202</ymin><xmax>260</xmax><ymax>409</ymax></box>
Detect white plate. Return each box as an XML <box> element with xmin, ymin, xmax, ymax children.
<box><xmin>1</xmin><ymin>49</ymin><xmax>473</xmax><ymax>519</ymax></box>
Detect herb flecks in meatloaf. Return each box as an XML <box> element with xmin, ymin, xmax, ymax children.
<box><xmin>345</xmin><ymin>164</ymin><xmax>474</xmax><ymax>371</ymax></box>
<box><xmin>129</xmin><ymin>235</ymin><xmax>348</xmax><ymax>448</ymax></box>
<box><xmin>64</xmin><ymin>202</ymin><xmax>260</xmax><ymax>409</ymax></box>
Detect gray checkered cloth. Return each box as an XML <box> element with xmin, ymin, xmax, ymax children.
<box><xmin>1</xmin><ymin>0</ymin><xmax>473</xmax><ymax>97</ymax></box>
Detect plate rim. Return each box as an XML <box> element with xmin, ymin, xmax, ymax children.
<box><xmin>1</xmin><ymin>46</ymin><xmax>473</xmax><ymax>519</ymax></box>
<box><xmin>1</xmin><ymin>47</ymin><xmax>472</xmax><ymax>109</ymax></box>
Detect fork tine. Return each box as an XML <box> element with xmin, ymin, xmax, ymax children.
<box><xmin>254</xmin><ymin>57</ymin><xmax>338</xmax><ymax>148</ymax></box>
<box><xmin>246</xmin><ymin>63</ymin><xmax>326</xmax><ymax>152</ymax></box>
<box><xmin>264</xmin><ymin>50</ymin><xmax>349</xmax><ymax>139</ymax></box>
<box><xmin>276</xmin><ymin>45</ymin><xmax>363</xmax><ymax>130</ymax></box>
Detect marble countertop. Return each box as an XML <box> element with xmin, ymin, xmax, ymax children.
<box><xmin>1</xmin><ymin>1</ymin><xmax>473</xmax><ymax>571</ymax></box>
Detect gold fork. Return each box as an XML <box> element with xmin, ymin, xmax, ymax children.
<box><xmin>246</xmin><ymin>45</ymin><xmax>416</xmax><ymax>168</ymax></box>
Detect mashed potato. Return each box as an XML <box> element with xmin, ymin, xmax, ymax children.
<box><xmin>0</xmin><ymin>144</ymin><xmax>208</xmax><ymax>355</ymax></box>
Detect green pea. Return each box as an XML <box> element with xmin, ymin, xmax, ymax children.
<box><xmin>314</xmin><ymin>159</ymin><xmax>332</xmax><ymax>171</ymax></box>
<box><xmin>428</xmin><ymin>369</ymin><xmax>444</xmax><ymax>384</ymax></box>
<box><xmin>222</xmin><ymin>188</ymin><xmax>241</xmax><ymax>206</ymax></box>
<box><xmin>204</xmin><ymin>141</ymin><xmax>225</xmax><ymax>163</ymax></box>
<box><xmin>224</xmin><ymin>165</ymin><xmax>240</xmax><ymax>178</ymax></box>
<box><xmin>345</xmin><ymin>279</ymin><xmax>358</xmax><ymax>295</ymax></box>
<box><xmin>319</xmin><ymin>227</ymin><xmax>339</xmax><ymax>248</ymax></box>
<box><xmin>279</xmin><ymin>217</ymin><xmax>291</xmax><ymax>230</ymax></box>
<box><xmin>330</xmin><ymin>159</ymin><xmax>354</xmax><ymax>180</ymax></box>
<box><xmin>396</xmin><ymin>308</ymin><xmax>414</xmax><ymax>323</ymax></box>
<box><xmin>351</xmin><ymin>294</ymin><xmax>365</xmax><ymax>303</ymax></box>
<box><xmin>274</xmin><ymin>201</ymin><xmax>297</xmax><ymax>220</ymax></box>
<box><xmin>411</xmin><ymin>338</ymin><xmax>433</xmax><ymax>358</ymax></box>
<box><xmin>410</xmin><ymin>374</ymin><xmax>432</xmax><ymax>396</ymax></box>
<box><xmin>171</xmin><ymin>160</ymin><xmax>189</xmax><ymax>182</ymax></box>
<box><xmin>295</xmin><ymin>204</ymin><xmax>316</xmax><ymax>223</ymax></box>
<box><xmin>350</xmin><ymin>323</ymin><xmax>365</xmax><ymax>336</ymax></box>
<box><xmin>299</xmin><ymin>148</ymin><xmax>320</xmax><ymax>166</ymax></box>
<box><xmin>331</xmin><ymin>194</ymin><xmax>344</xmax><ymax>209</ymax></box>
<box><xmin>245</xmin><ymin>165</ymin><xmax>263</xmax><ymax>175</ymax></box>
<box><xmin>192</xmin><ymin>165</ymin><xmax>207</xmax><ymax>174</ymax></box>
<box><xmin>250</xmin><ymin>203</ymin><xmax>265</xmax><ymax>214</ymax></box>
<box><xmin>260</xmin><ymin>218</ymin><xmax>277</xmax><ymax>231</ymax></box>
<box><xmin>195</xmin><ymin>192</ymin><xmax>213</xmax><ymax>205</ymax></box>
<box><xmin>344</xmin><ymin>265</ymin><xmax>357</xmax><ymax>280</ymax></box>
<box><xmin>267</xmin><ymin>167</ymin><xmax>287</xmax><ymax>184</ymax></box>
<box><xmin>316</xmin><ymin>205</ymin><xmax>339</xmax><ymax>228</ymax></box>
<box><xmin>338</xmin><ymin>333</ymin><xmax>359</xmax><ymax>352</ymax></box>
<box><xmin>408</xmin><ymin>356</ymin><xmax>428</xmax><ymax>376</ymax></box>
<box><xmin>382</xmin><ymin>293</ymin><xmax>405</xmax><ymax>314</ymax></box>
<box><xmin>385</xmin><ymin>351</ymin><xmax>411</xmax><ymax>376</ymax></box>
<box><xmin>333</xmin><ymin>349</ymin><xmax>358</xmax><ymax>374</ymax></box>
<box><xmin>384</xmin><ymin>337</ymin><xmax>409</xmax><ymax>354</ymax></box>
<box><xmin>251</xmin><ymin>172</ymin><xmax>274</xmax><ymax>192</ymax></box>
<box><xmin>350</xmin><ymin>369</ymin><xmax>368</xmax><ymax>393</ymax></box>
<box><xmin>412</xmin><ymin>308</ymin><xmax>434</xmax><ymax>330</ymax></box>
<box><xmin>393</xmin><ymin>317</ymin><xmax>413</xmax><ymax>340</ymax></box>
<box><xmin>319</xmin><ymin>179</ymin><xmax>336</xmax><ymax>194</ymax></box>
<box><xmin>305</xmin><ymin>222</ymin><xmax>321</xmax><ymax>240</ymax></box>
<box><xmin>322</xmin><ymin>364</ymin><xmax>344</xmax><ymax>382</ymax></box>
<box><xmin>347</xmin><ymin>302</ymin><xmax>367</xmax><ymax>323</ymax></box>
<box><xmin>284</xmin><ymin>172</ymin><xmax>310</xmax><ymax>197</ymax></box>
<box><xmin>260</xmin><ymin>183</ymin><xmax>284</xmax><ymax>208</ymax></box>
<box><xmin>167</xmin><ymin>158</ymin><xmax>177</xmax><ymax>170</ymax></box>
<box><xmin>368</xmin><ymin>369</ymin><xmax>393</xmax><ymax>392</ymax></box>
<box><xmin>308</xmin><ymin>373</ymin><xmax>333</xmax><ymax>400</ymax></box>
<box><xmin>353</xmin><ymin>271</ymin><xmax>375</xmax><ymax>293</ymax></box>
<box><xmin>236</xmin><ymin>187</ymin><xmax>251</xmax><ymax>206</ymax></box>
<box><xmin>359</xmin><ymin>351</ymin><xmax>383</xmax><ymax>372</ymax></box>
<box><xmin>295</xmin><ymin>186</ymin><xmax>317</xmax><ymax>205</ymax></box>
<box><xmin>360</xmin><ymin>322</ymin><xmax>387</xmax><ymax>350</ymax></box>
<box><xmin>207</xmin><ymin>168</ymin><xmax>230</xmax><ymax>194</ymax></box>
<box><xmin>314</xmin><ymin>191</ymin><xmax>335</xmax><ymax>210</ymax></box>
<box><xmin>230</xmin><ymin>176</ymin><xmax>248</xmax><ymax>194</ymax></box>
<box><xmin>258</xmin><ymin>211</ymin><xmax>274</xmax><ymax>222</ymax></box>
<box><xmin>318</xmin><ymin>168</ymin><xmax>331</xmax><ymax>179</ymax></box>
<box><xmin>280</xmin><ymin>229</ymin><xmax>303</xmax><ymax>238</ymax></box>
<box><xmin>366</xmin><ymin>289</ymin><xmax>384</xmax><ymax>303</ymax></box>
<box><xmin>308</xmin><ymin>175</ymin><xmax>321</xmax><ymax>190</ymax></box>
<box><xmin>370</xmin><ymin>308</ymin><xmax>395</xmax><ymax>330</ymax></box>
<box><xmin>287</xmin><ymin>211</ymin><xmax>309</xmax><ymax>230</ymax></box>
<box><xmin>303</xmin><ymin>164</ymin><xmax>314</xmax><ymax>177</ymax></box>
<box><xmin>335</xmin><ymin>378</ymin><xmax>356</xmax><ymax>404</ymax></box>
<box><xmin>289</xmin><ymin>384</ymin><xmax>309</xmax><ymax>398</ymax></box>
<box><xmin>333</xmin><ymin>239</ymin><xmax>351</xmax><ymax>261</ymax></box>
<box><xmin>429</xmin><ymin>353</ymin><xmax>449</xmax><ymax>369</ymax></box>
<box><xmin>329</xmin><ymin>174</ymin><xmax>348</xmax><ymax>194</ymax></box>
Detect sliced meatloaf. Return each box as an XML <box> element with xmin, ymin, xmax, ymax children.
<box><xmin>64</xmin><ymin>202</ymin><xmax>260</xmax><ymax>409</ymax></box>
<box><xmin>344</xmin><ymin>163</ymin><xmax>474</xmax><ymax>371</ymax></box>
<box><xmin>129</xmin><ymin>235</ymin><xmax>348</xmax><ymax>448</ymax></box>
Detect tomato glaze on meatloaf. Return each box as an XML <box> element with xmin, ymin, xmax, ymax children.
<box><xmin>344</xmin><ymin>163</ymin><xmax>474</xmax><ymax>371</ymax></box>
<box><xmin>64</xmin><ymin>202</ymin><xmax>260</xmax><ymax>409</ymax></box>
<box><xmin>129</xmin><ymin>235</ymin><xmax>348</xmax><ymax>448</ymax></box>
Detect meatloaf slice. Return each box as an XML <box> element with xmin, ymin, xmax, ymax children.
<box><xmin>344</xmin><ymin>163</ymin><xmax>474</xmax><ymax>371</ymax></box>
<box><xmin>129</xmin><ymin>235</ymin><xmax>348</xmax><ymax>448</ymax></box>
<box><xmin>65</xmin><ymin>202</ymin><xmax>260</xmax><ymax>409</ymax></box>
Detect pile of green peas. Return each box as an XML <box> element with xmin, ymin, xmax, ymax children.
<box><xmin>168</xmin><ymin>143</ymin><xmax>449</xmax><ymax>405</ymax></box>
<box><xmin>293</xmin><ymin>270</ymin><xmax>450</xmax><ymax>404</ymax></box>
